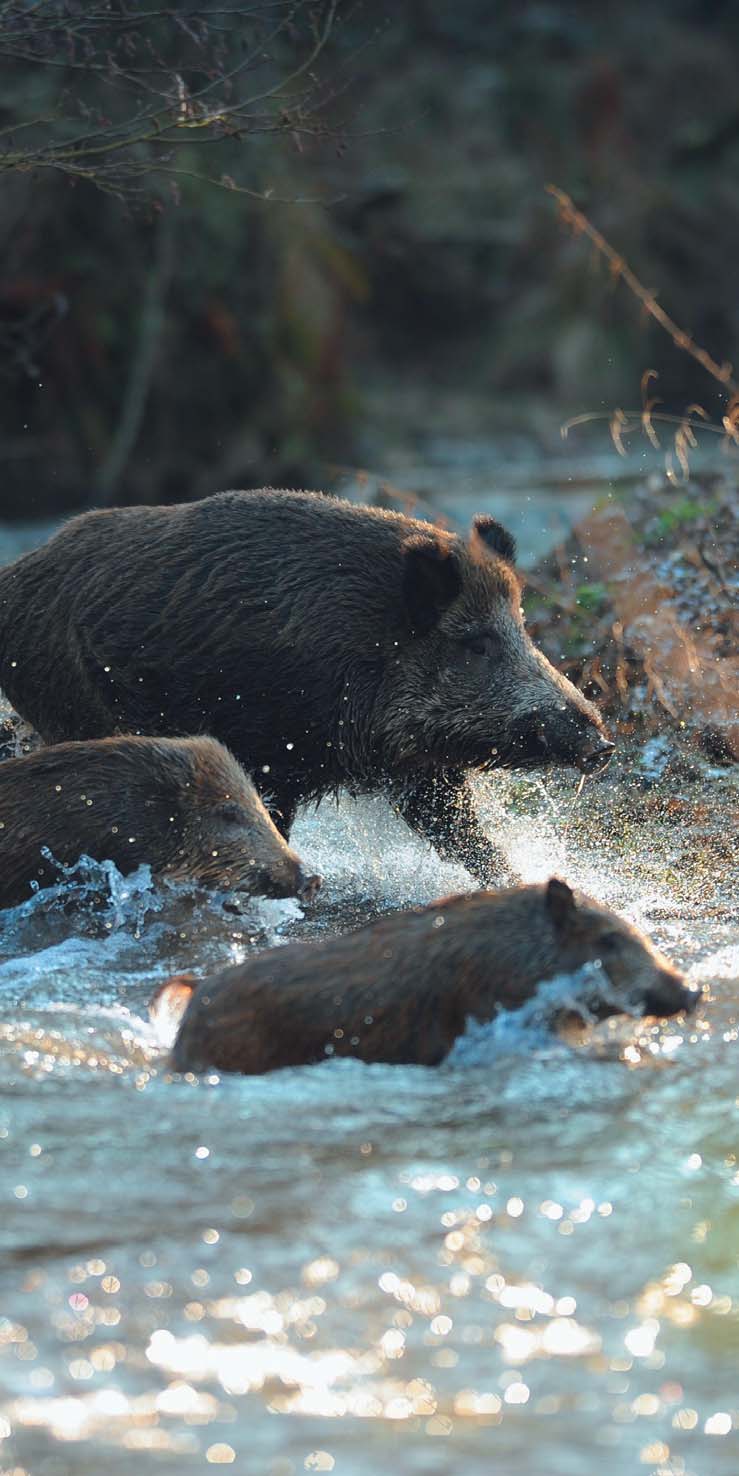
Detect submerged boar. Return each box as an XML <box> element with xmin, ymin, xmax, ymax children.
<box><xmin>153</xmin><ymin>878</ymin><xmax>698</xmax><ymax>1074</ymax></box>
<box><xmin>0</xmin><ymin>489</ymin><xmax>613</xmax><ymax>882</ymax></box>
<box><xmin>0</xmin><ymin>734</ymin><xmax>320</xmax><ymax>910</ymax></box>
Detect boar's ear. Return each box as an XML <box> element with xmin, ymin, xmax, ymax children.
<box><xmin>402</xmin><ymin>534</ymin><xmax>462</xmax><ymax>633</ymax></box>
<box><xmin>546</xmin><ymin>877</ymin><xmax>576</xmax><ymax>931</ymax></box>
<box><xmin>472</xmin><ymin>515</ymin><xmax>516</xmax><ymax>566</ymax></box>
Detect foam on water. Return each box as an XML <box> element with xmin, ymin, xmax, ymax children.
<box><xmin>446</xmin><ymin>962</ymin><xmax>612</xmax><ymax>1069</ymax></box>
<box><xmin>291</xmin><ymin>791</ymin><xmax>472</xmax><ymax>908</ymax></box>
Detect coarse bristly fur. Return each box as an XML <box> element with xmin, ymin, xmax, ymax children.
<box><xmin>0</xmin><ymin>489</ymin><xmax>614</xmax><ymax>883</ymax></box>
<box><xmin>0</xmin><ymin>734</ymin><xmax>319</xmax><ymax>909</ymax></box>
<box><xmin>153</xmin><ymin>878</ymin><xmax>700</xmax><ymax>1075</ymax></box>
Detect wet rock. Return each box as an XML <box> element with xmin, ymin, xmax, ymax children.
<box><xmin>524</xmin><ymin>474</ymin><xmax>738</xmax><ymax>763</ymax></box>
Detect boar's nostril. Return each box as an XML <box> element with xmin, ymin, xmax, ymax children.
<box><xmin>297</xmin><ymin>872</ymin><xmax>322</xmax><ymax>903</ymax></box>
<box><xmin>577</xmin><ymin>739</ymin><xmax>615</xmax><ymax>775</ymax></box>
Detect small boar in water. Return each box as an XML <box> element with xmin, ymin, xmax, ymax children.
<box><xmin>153</xmin><ymin>879</ymin><xmax>698</xmax><ymax>1075</ymax></box>
<box><xmin>0</xmin><ymin>489</ymin><xmax>613</xmax><ymax>884</ymax></box>
<box><xmin>0</xmin><ymin>735</ymin><xmax>320</xmax><ymax>910</ymax></box>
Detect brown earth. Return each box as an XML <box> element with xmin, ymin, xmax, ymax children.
<box><xmin>523</xmin><ymin>474</ymin><xmax>738</xmax><ymax>764</ymax></box>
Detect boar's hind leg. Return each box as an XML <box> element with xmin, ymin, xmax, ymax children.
<box><xmin>390</xmin><ymin>768</ymin><xmax>514</xmax><ymax>887</ymax></box>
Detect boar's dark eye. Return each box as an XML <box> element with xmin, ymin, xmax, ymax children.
<box><xmin>598</xmin><ymin>932</ymin><xmax>622</xmax><ymax>953</ymax></box>
<box><xmin>217</xmin><ymin>801</ymin><xmax>247</xmax><ymax>825</ymax></box>
<box><xmin>460</xmin><ymin>631</ymin><xmax>496</xmax><ymax>658</ymax></box>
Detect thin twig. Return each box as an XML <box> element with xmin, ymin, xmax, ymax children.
<box><xmin>547</xmin><ymin>184</ymin><xmax>739</xmax><ymax>398</ymax></box>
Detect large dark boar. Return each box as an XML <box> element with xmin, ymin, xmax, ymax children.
<box><xmin>152</xmin><ymin>879</ymin><xmax>698</xmax><ymax>1075</ymax></box>
<box><xmin>0</xmin><ymin>734</ymin><xmax>320</xmax><ymax>909</ymax></box>
<box><xmin>0</xmin><ymin>489</ymin><xmax>613</xmax><ymax>883</ymax></box>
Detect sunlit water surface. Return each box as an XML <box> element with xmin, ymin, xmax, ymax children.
<box><xmin>0</xmin><ymin>514</ymin><xmax>738</xmax><ymax>1476</ymax></box>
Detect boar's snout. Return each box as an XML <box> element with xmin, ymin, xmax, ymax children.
<box><xmin>576</xmin><ymin>738</ymin><xmax>616</xmax><ymax>775</ymax></box>
<box><xmin>505</xmin><ymin>679</ymin><xmax>614</xmax><ymax>774</ymax></box>
<box><xmin>297</xmin><ymin>870</ymin><xmax>322</xmax><ymax>904</ymax></box>
<box><xmin>256</xmin><ymin>857</ymin><xmax>322</xmax><ymax>903</ymax></box>
<box><xmin>642</xmin><ymin>970</ymin><xmax>700</xmax><ymax>1018</ymax></box>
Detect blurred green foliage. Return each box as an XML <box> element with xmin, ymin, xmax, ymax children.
<box><xmin>656</xmin><ymin>498</ymin><xmax>714</xmax><ymax>532</ymax></box>
<box><xmin>574</xmin><ymin>582</ymin><xmax>608</xmax><ymax>612</ymax></box>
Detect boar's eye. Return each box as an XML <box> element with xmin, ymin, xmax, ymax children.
<box><xmin>217</xmin><ymin>801</ymin><xmax>247</xmax><ymax>825</ymax></box>
<box><xmin>598</xmin><ymin>931</ymin><xmax>622</xmax><ymax>953</ymax></box>
<box><xmin>460</xmin><ymin>631</ymin><xmax>496</xmax><ymax>658</ymax></box>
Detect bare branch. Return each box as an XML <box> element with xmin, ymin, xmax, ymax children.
<box><xmin>0</xmin><ymin>0</ymin><xmax>344</xmax><ymax>202</ymax></box>
<box><xmin>547</xmin><ymin>184</ymin><xmax>739</xmax><ymax>398</ymax></box>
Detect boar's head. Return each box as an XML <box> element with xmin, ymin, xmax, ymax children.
<box><xmin>541</xmin><ymin>878</ymin><xmax>699</xmax><ymax>1020</ymax></box>
<box><xmin>379</xmin><ymin>515</ymin><xmax>614</xmax><ymax>776</ymax></box>
<box><xmin>164</xmin><ymin>738</ymin><xmax>321</xmax><ymax>902</ymax></box>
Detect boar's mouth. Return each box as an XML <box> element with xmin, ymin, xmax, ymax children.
<box><xmin>576</xmin><ymin>740</ymin><xmax>616</xmax><ymax>775</ymax></box>
<box><xmin>478</xmin><ymin>736</ymin><xmax>615</xmax><ymax>775</ymax></box>
<box><xmin>480</xmin><ymin>713</ymin><xmax>615</xmax><ymax>776</ymax></box>
<box><xmin>559</xmin><ymin>980</ymin><xmax>698</xmax><ymax>1027</ymax></box>
<box><xmin>232</xmin><ymin>866</ymin><xmax>322</xmax><ymax>903</ymax></box>
<box><xmin>640</xmin><ymin>979</ymin><xmax>701</xmax><ymax>1018</ymax></box>
<box><xmin>585</xmin><ymin>977</ymin><xmax>700</xmax><ymax>1022</ymax></box>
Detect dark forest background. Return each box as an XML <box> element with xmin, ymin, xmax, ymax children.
<box><xmin>1</xmin><ymin>0</ymin><xmax>738</xmax><ymax>517</ymax></box>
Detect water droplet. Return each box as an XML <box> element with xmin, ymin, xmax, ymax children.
<box><xmin>207</xmin><ymin>1444</ymin><xmax>235</xmax><ymax>1464</ymax></box>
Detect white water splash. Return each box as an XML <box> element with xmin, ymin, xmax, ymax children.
<box><xmin>445</xmin><ymin>962</ymin><xmax>612</xmax><ymax>1068</ymax></box>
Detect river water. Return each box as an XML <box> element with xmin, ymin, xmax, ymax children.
<box><xmin>0</xmin><ymin>498</ymin><xmax>737</xmax><ymax>1476</ymax></box>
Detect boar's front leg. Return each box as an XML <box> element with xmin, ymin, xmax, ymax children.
<box><xmin>390</xmin><ymin>768</ymin><xmax>514</xmax><ymax>886</ymax></box>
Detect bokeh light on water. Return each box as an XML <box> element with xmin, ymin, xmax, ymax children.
<box><xmin>1</xmin><ymin>761</ymin><xmax>737</xmax><ymax>1476</ymax></box>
